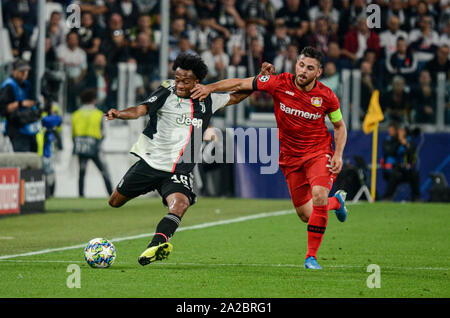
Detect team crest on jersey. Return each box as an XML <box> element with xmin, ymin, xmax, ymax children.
<box><xmin>199</xmin><ymin>101</ymin><xmax>206</xmax><ymax>113</ymax></box>
<box><xmin>259</xmin><ymin>75</ymin><xmax>270</xmax><ymax>82</ymax></box>
<box><xmin>311</xmin><ymin>97</ymin><xmax>323</xmax><ymax>107</ymax></box>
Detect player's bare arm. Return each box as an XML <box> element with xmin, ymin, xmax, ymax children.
<box><xmin>190</xmin><ymin>62</ymin><xmax>275</xmax><ymax>102</ymax></box>
<box><xmin>227</xmin><ymin>90</ymin><xmax>254</xmax><ymax>106</ymax></box>
<box><xmin>104</xmin><ymin>104</ymin><xmax>148</xmax><ymax>120</ymax></box>
<box><xmin>330</xmin><ymin>118</ymin><xmax>347</xmax><ymax>174</ymax></box>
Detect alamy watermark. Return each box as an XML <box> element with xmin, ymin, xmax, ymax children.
<box><xmin>366</xmin><ymin>4</ymin><xmax>381</xmax><ymax>29</ymax></box>
<box><xmin>366</xmin><ymin>264</ymin><xmax>381</xmax><ymax>288</ymax></box>
<box><xmin>172</xmin><ymin>127</ymin><xmax>280</xmax><ymax>175</ymax></box>
<box><xmin>65</xmin><ymin>4</ymin><xmax>81</xmax><ymax>29</ymax></box>
<box><xmin>66</xmin><ymin>263</ymin><xmax>81</xmax><ymax>288</ymax></box>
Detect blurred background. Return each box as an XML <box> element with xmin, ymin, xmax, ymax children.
<box><xmin>0</xmin><ymin>0</ymin><xmax>449</xmax><ymax>215</ymax></box>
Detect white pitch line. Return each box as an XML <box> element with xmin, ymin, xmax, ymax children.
<box><xmin>0</xmin><ymin>259</ymin><xmax>447</xmax><ymax>271</ymax></box>
<box><xmin>0</xmin><ymin>209</ymin><xmax>294</xmax><ymax>260</ymax></box>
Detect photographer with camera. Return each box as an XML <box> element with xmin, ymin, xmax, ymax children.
<box><xmin>0</xmin><ymin>59</ymin><xmax>41</xmax><ymax>152</ymax></box>
<box><xmin>37</xmin><ymin>71</ymin><xmax>64</xmax><ymax>197</ymax></box>
<box><xmin>381</xmin><ymin>122</ymin><xmax>421</xmax><ymax>201</ymax></box>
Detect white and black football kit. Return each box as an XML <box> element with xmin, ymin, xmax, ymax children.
<box><xmin>116</xmin><ymin>80</ymin><xmax>230</xmax><ymax>205</ymax></box>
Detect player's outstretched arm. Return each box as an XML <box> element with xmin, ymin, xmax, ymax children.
<box><xmin>104</xmin><ymin>104</ymin><xmax>148</xmax><ymax>120</ymax></box>
<box><xmin>227</xmin><ymin>90</ymin><xmax>254</xmax><ymax>106</ymax></box>
<box><xmin>191</xmin><ymin>62</ymin><xmax>276</xmax><ymax>102</ymax></box>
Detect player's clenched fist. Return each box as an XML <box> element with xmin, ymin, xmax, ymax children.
<box><xmin>105</xmin><ymin>108</ymin><xmax>120</xmax><ymax>120</ymax></box>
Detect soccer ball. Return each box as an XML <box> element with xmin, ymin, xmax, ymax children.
<box><xmin>84</xmin><ymin>238</ymin><xmax>116</xmax><ymax>268</ymax></box>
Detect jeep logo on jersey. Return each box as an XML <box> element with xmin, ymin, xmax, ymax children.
<box><xmin>280</xmin><ymin>103</ymin><xmax>322</xmax><ymax>120</ymax></box>
<box><xmin>176</xmin><ymin>114</ymin><xmax>203</xmax><ymax>128</ymax></box>
<box><xmin>311</xmin><ymin>97</ymin><xmax>323</xmax><ymax>107</ymax></box>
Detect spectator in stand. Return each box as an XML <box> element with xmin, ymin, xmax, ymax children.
<box><xmin>108</xmin><ymin>0</ymin><xmax>141</xmax><ymax>32</ymax></box>
<box><xmin>130</xmin><ymin>32</ymin><xmax>159</xmax><ymax>92</ymax></box>
<box><xmin>7</xmin><ymin>13</ymin><xmax>33</xmax><ymax>60</ymax></box>
<box><xmin>201</xmin><ymin>36</ymin><xmax>230</xmax><ymax>83</ymax></box>
<box><xmin>104</xmin><ymin>13</ymin><xmax>126</xmax><ymax>41</ymax></box>
<box><xmin>320</xmin><ymin>61</ymin><xmax>340</xmax><ymax>96</ymax></box>
<box><xmin>324</xmin><ymin>41</ymin><xmax>350</xmax><ymax>71</ymax></box>
<box><xmin>265</xmin><ymin>19</ymin><xmax>292</xmax><ymax>62</ymax></box>
<box><xmin>129</xmin><ymin>13</ymin><xmax>158</xmax><ymax>49</ymax></box>
<box><xmin>275</xmin><ymin>0</ymin><xmax>310</xmax><ymax>48</ymax></box>
<box><xmin>273</xmin><ymin>42</ymin><xmax>298</xmax><ymax>74</ymax></box>
<box><xmin>3</xmin><ymin>0</ymin><xmax>37</xmax><ymax>30</ymax></box>
<box><xmin>382</xmin><ymin>0</ymin><xmax>408</xmax><ymax>30</ymax></box>
<box><xmin>196</xmin><ymin>0</ymin><xmax>218</xmax><ymax>17</ymax></box>
<box><xmin>100</xmin><ymin>28</ymin><xmax>130</xmax><ymax>69</ymax></box>
<box><xmin>75</xmin><ymin>0</ymin><xmax>108</xmax><ymax>20</ymax></box>
<box><xmin>380</xmin><ymin>75</ymin><xmax>412</xmax><ymax>124</ymax></box>
<box><xmin>359</xmin><ymin>48</ymin><xmax>385</xmax><ymax>88</ymax></box>
<box><xmin>360</xmin><ymin>60</ymin><xmax>376</xmax><ymax>119</ymax></box>
<box><xmin>240</xmin><ymin>0</ymin><xmax>276</xmax><ymax>35</ymax></box>
<box><xmin>56</xmin><ymin>31</ymin><xmax>88</xmax><ymax>112</ymax></box>
<box><xmin>83</xmin><ymin>53</ymin><xmax>111</xmax><ymax>111</ymax></box>
<box><xmin>411</xmin><ymin>69</ymin><xmax>436</xmax><ymax>124</ymax></box>
<box><xmin>409</xmin><ymin>15</ymin><xmax>440</xmax><ymax>66</ymax></box>
<box><xmin>172</xmin><ymin>2</ymin><xmax>196</xmax><ymax>30</ymax></box>
<box><xmin>405</xmin><ymin>0</ymin><xmax>434</xmax><ymax>31</ymax></box>
<box><xmin>424</xmin><ymin>44</ymin><xmax>450</xmax><ymax>84</ymax></box>
<box><xmin>243</xmin><ymin>22</ymin><xmax>265</xmax><ymax>53</ymax></box>
<box><xmin>232</xmin><ymin>37</ymin><xmax>264</xmax><ymax>77</ymax></box>
<box><xmin>379</xmin><ymin>15</ymin><xmax>409</xmax><ymax>57</ymax></box>
<box><xmin>308</xmin><ymin>0</ymin><xmax>340</xmax><ymax>32</ymax></box>
<box><xmin>169</xmin><ymin>18</ymin><xmax>188</xmax><ymax>61</ymax></box>
<box><xmin>78</xmin><ymin>11</ymin><xmax>103</xmax><ymax>63</ymax></box>
<box><xmin>404</xmin><ymin>0</ymin><xmax>419</xmax><ymax>31</ymax></box>
<box><xmin>385</xmin><ymin>37</ymin><xmax>418</xmax><ymax>85</ymax></box>
<box><xmin>214</xmin><ymin>0</ymin><xmax>246</xmax><ymax>55</ymax></box>
<box><xmin>188</xmin><ymin>16</ymin><xmax>219</xmax><ymax>54</ymax></box>
<box><xmin>339</xmin><ymin>0</ymin><xmax>367</xmax><ymax>41</ymax></box>
<box><xmin>169</xmin><ymin>36</ymin><xmax>198</xmax><ymax>65</ymax></box>
<box><xmin>46</xmin><ymin>11</ymin><xmax>67</xmax><ymax>49</ymax></box>
<box><xmin>440</xmin><ymin>20</ymin><xmax>450</xmax><ymax>49</ymax></box>
<box><xmin>341</xmin><ymin>17</ymin><xmax>381</xmax><ymax>65</ymax></box>
<box><xmin>307</xmin><ymin>17</ymin><xmax>338</xmax><ymax>56</ymax></box>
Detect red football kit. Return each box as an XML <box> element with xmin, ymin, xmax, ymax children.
<box><xmin>253</xmin><ymin>72</ymin><xmax>341</xmax><ymax>207</ymax></box>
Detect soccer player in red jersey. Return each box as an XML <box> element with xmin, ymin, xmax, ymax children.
<box><xmin>191</xmin><ymin>47</ymin><xmax>348</xmax><ymax>270</ymax></box>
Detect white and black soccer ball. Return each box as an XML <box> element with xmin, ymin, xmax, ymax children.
<box><xmin>84</xmin><ymin>238</ymin><xmax>116</xmax><ymax>268</ymax></box>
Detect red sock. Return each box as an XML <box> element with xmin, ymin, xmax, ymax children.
<box><xmin>306</xmin><ymin>205</ymin><xmax>328</xmax><ymax>259</ymax></box>
<box><xmin>328</xmin><ymin>196</ymin><xmax>341</xmax><ymax>211</ymax></box>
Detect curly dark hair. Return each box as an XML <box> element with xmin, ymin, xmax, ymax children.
<box><xmin>300</xmin><ymin>46</ymin><xmax>324</xmax><ymax>68</ymax></box>
<box><xmin>172</xmin><ymin>53</ymin><xmax>208</xmax><ymax>81</ymax></box>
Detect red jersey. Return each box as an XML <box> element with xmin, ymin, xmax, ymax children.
<box><xmin>253</xmin><ymin>72</ymin><xmax>340</xmax><ymax>159</ymax></box>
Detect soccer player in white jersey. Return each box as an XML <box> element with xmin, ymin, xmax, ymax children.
<box><xmin>105</xmin><ymin>53</ymin><xmax>274</xmax><ymax>266</ymax></box>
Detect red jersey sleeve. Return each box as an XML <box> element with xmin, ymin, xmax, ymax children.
<box><xmin>252</xmin><ymin>74</ymin><xmax>280</xmax><ymax>95</ymax></box>
<box><xmin>326</xmin><ymin>88</ymin><xmax>340</xmax><ymax>114</ymax></box>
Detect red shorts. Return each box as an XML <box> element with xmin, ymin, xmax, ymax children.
<box><xmin>280</xmin><ymin>151</ymin><xmax>337</xmax><ymax>207</ymax></box>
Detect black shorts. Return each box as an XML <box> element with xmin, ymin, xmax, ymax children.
<box><xmin>116</xmin><ymin>159</ymin><xmax>197</xmax><ymax>206</ymax></box>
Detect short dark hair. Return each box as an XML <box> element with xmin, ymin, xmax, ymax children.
<box><xmin>80</xmin><ymin>88</ymin><xmax>97</xmax><ymax>104</ymax></box>
<box><xmin>300</xmin><ymin>46</ymin><xmax>324</xmax><ymax>68</ymax></box>
<box><xmin>172</xmin><ymin>53</ymin><xmax>208</xmax><ymax>81</ymax></box>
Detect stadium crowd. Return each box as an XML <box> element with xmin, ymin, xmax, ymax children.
<box><xmin>2</xmin><ymin>0</ymin><xmax>450</xmax><ymax>123</ymax></box>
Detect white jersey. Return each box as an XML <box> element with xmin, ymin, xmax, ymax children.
<box><xmin>130</xmin><ymin>80</ymin><xmax>230</xmax><ymax>174</ymax></box>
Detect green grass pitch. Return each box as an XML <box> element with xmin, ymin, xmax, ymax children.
<box><xmin>0</xmin><ymin>197</ymin><xmax>448</xmax><ymax>298</ymax></box>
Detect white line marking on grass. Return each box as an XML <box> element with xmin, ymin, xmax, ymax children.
<box><xmin>0</xmin><ymin>209</ymin><xmax>294</xmax><ymax>260</ymax></box>
<box><xmin>0</xmin><ymin>236</ymin><xmax>14</xmax><ymax>240</ymax></box>
<box><xmin>0</xmin><ymin>259</ymin><xmax>447</xmax><ymax>271</ymax></box>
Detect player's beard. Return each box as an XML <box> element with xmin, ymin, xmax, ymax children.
<box><xmin>297</xmin><ymin>75</ymin><xmax>316</xmax><ymax>89</ymax></box>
